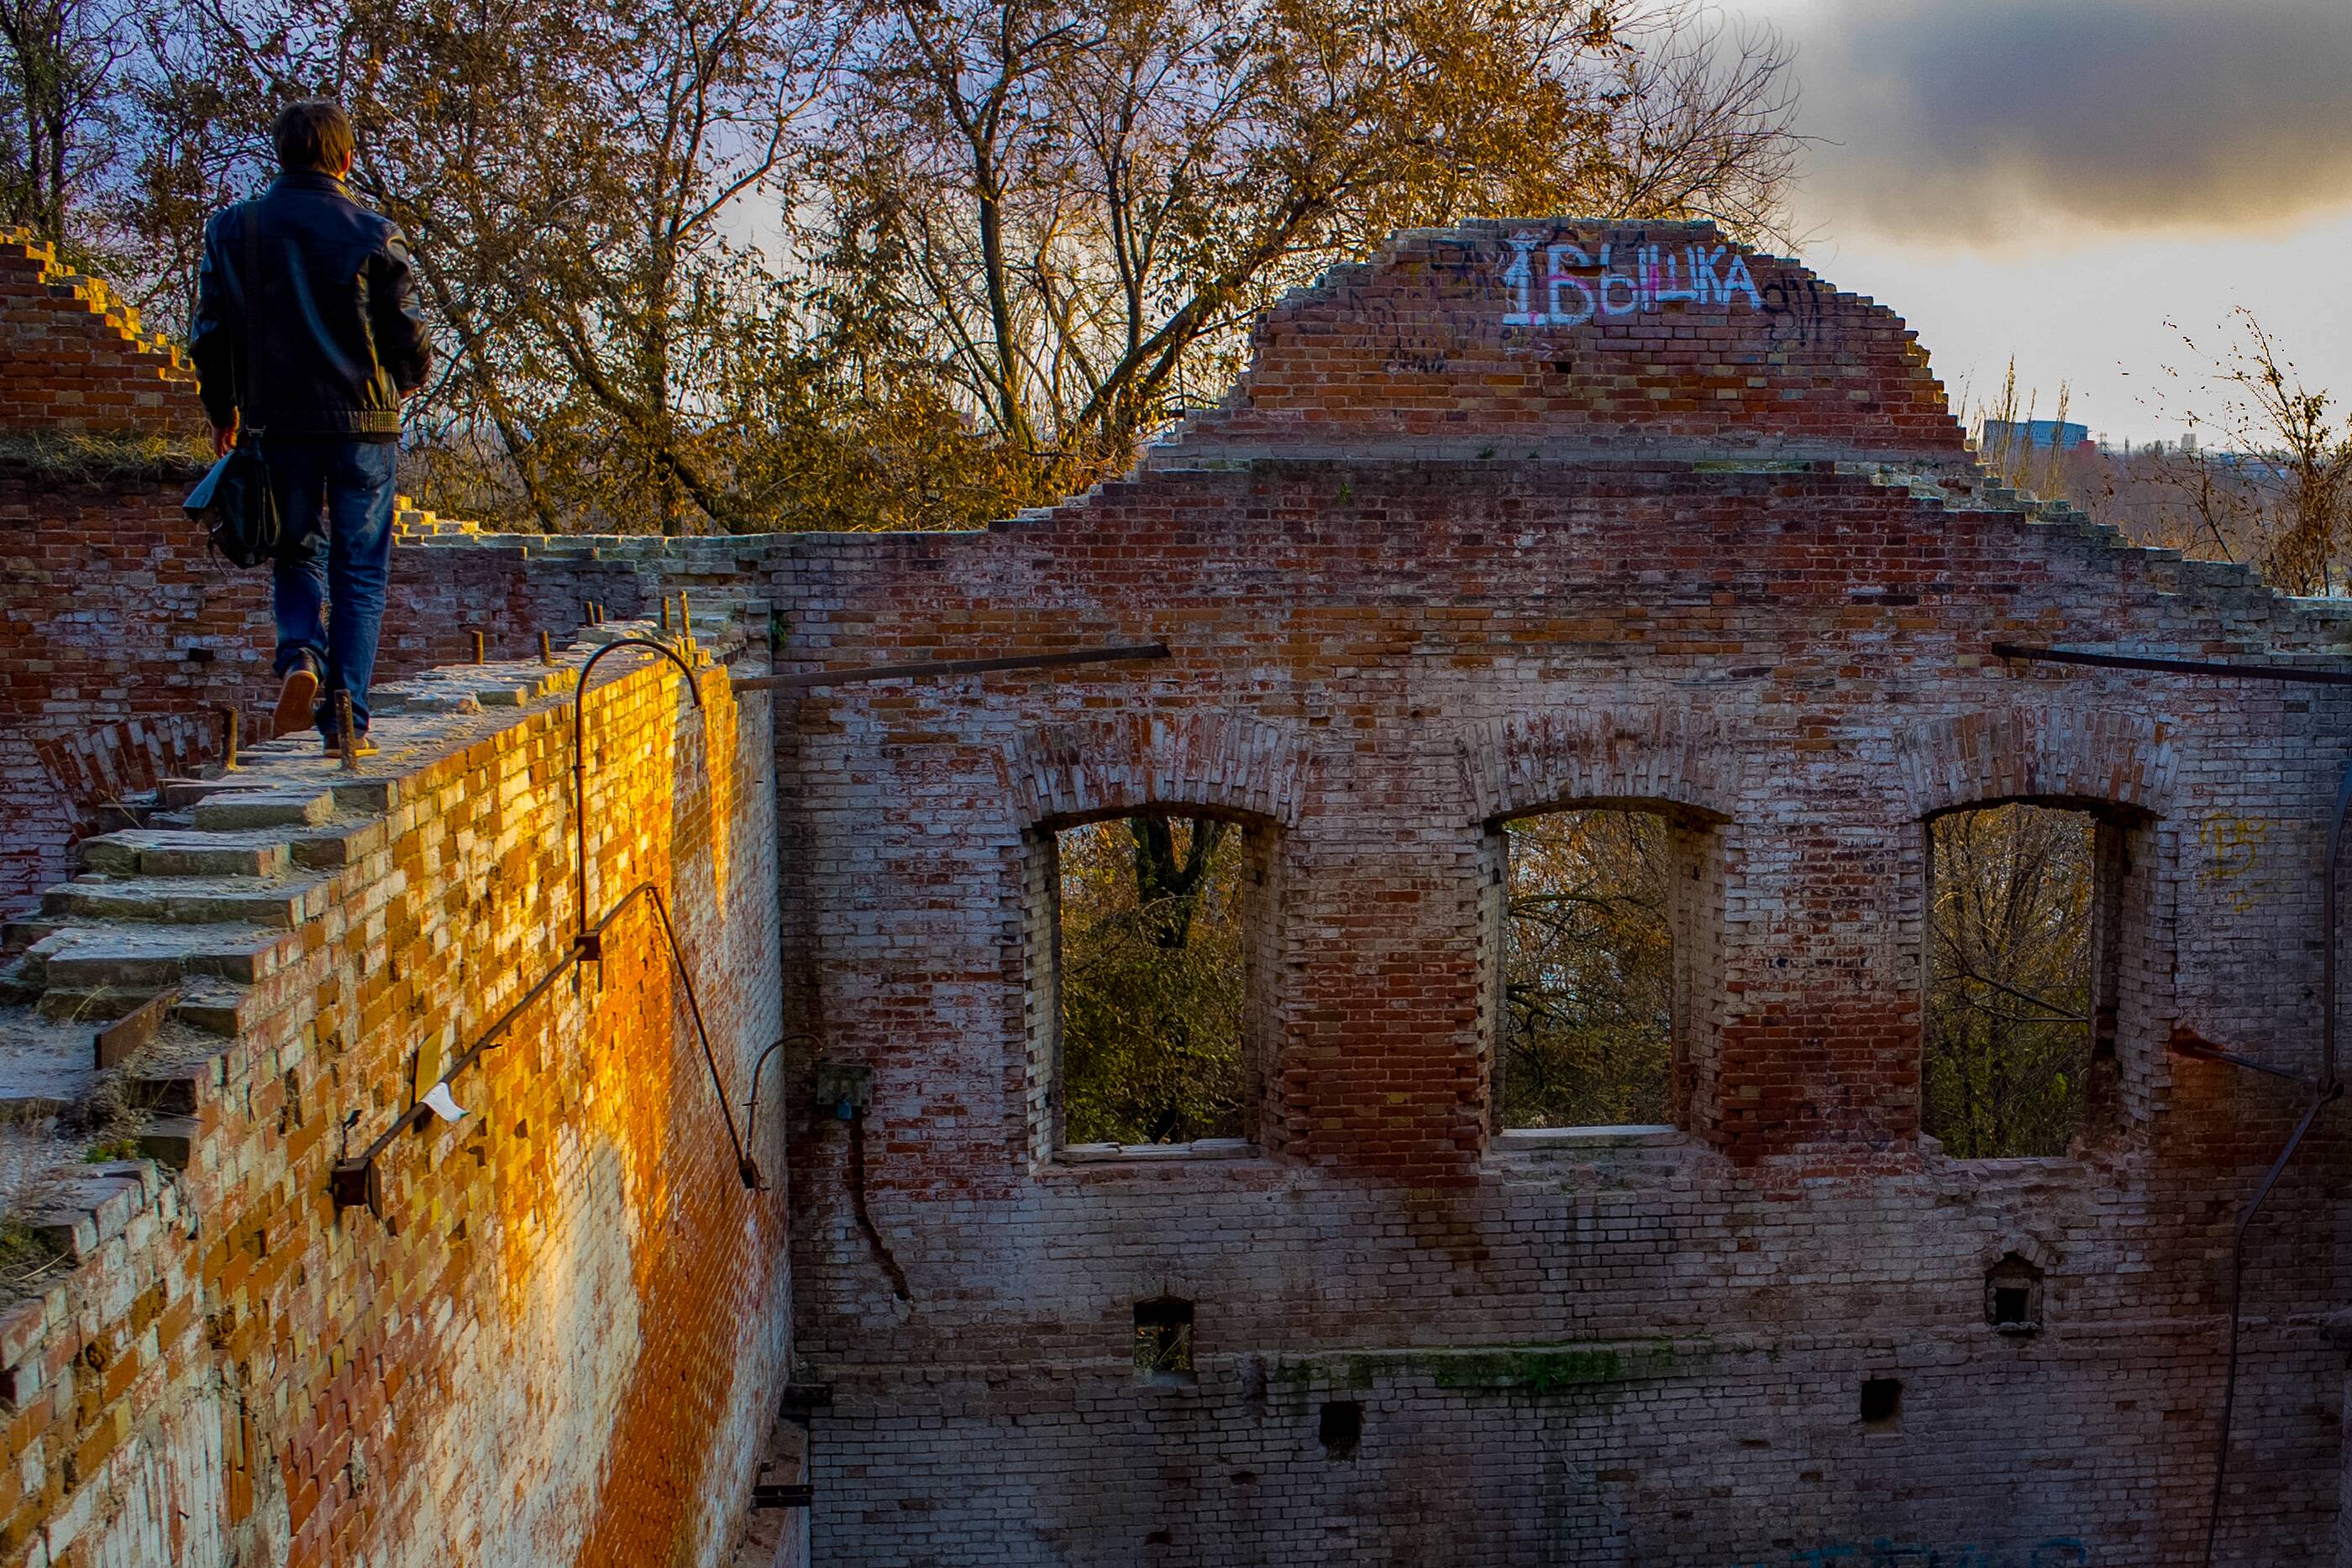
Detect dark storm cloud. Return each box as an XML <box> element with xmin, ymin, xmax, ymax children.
<box><xmin>1794</xmin><ymin>0</ymin><xmax>2352</xmax><ymax>237</ymax></box>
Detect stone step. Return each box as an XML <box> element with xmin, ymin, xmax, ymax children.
<box><xmin>0</xmin><ymin>1010</ymin><xmax>104</xmax><ymax>1116</ymax></box>
<box><xmin>77</xmin><ymin>826</ymin><xmax>293</xmax><ymax>879</ymax></box>
<box><xmin>289</xmin><ymin>817</ymin><xmax>388</xmax><ymax>872</ymax></box>
<box><xmin>170</xmin><ymin>978</ymin><xmax>256</xmax><ymax>1040</ymax></box>
<box><xmin>19</xmin><ymin>1163</ymin><xmax>158</xmax><ymax>1261</ymax></box>
<box><xmin>124</xmin><ymin>1057</ymin><xmax>213</xmax><ymax>1114</ymax></box>
<box><xmin>381</xmin><ymin>662</ymin><xmax>574</xmax><ymax>712</ymax></box>
<box><xmin>190</xmin><ymin>784</ymin><xmax>337</xmax><ymax>831</ymax></box>
<box><xmin>1</xmin><ymin>917</ymin><xmax>68</xmax><ymax>957</ymax></box>
<box><xmin>155</xmin><ymin>778</ymin><xmax>244</xmax><ymax>810</ymax></box>
<box><xmin>137</xmin><ymin>1114</ymin><xmax>201</xmax><ymax>1170</ymax></box>
<box><xmin>19</xmin><ymin>923</ymin><xmax>299</xmax><ymax>1018</ymax></box>
<box><xmin>42</xmin><ymin>873</ymin><xmax>329</xmax><ymax>929</ymax></box>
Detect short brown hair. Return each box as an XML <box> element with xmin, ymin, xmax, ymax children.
<box><xmin>273</xmin><ymin>99</ymin><xmax>354</xmax><ymax>173</ymax></box>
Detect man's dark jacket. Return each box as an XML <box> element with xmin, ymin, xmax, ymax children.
<box><xmin>191</xmin><ymin>170</ymin><xmax>432</xmax><ymax>439</ymax></box>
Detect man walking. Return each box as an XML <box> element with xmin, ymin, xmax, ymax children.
<box><xmin>192</xmin><ymin>99</ymin><xmax>432</xmax><ymax>753</ymax></box>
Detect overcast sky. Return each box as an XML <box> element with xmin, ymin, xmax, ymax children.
<box><xmin>1741</xmin><ymin>0</ymin><xmax>2352</xmax><ymax>444</ymax></box>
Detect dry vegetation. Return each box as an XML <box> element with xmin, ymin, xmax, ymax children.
<box><xmin>1971</xmin><ymin>317</ymin><xmax>2352</xmax><ymax>600</ymax></box>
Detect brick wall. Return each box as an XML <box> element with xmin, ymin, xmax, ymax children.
<box><xmin>1147</xmin><ymin>219</ymin><xmax>1968</xmax><ymax>468</ymax></box>
<box><xmin>8</xmin><ymin>214</ymin><xmax>2352</xmax><ymax>1565</ymax></box>
<box><xmin>758</xmin><ymin>223</ymin><xmax>2352</xmax><ymax>1564</ymax></box>
<box><xmin>0</xmin><ymin>621</ymin><xmax>791</xmax><ymax>1567</ymax></box>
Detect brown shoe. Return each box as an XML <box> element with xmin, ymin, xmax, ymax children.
<box><xmin>274</xmin><ymin>658</ymin><xmax>320</xmax><ymax>737</ymax></box>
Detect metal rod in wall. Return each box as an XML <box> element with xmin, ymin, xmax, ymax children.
<box><xmin>331</xmin><ymin>637</ymin><xmax>763</xmax><ymax>1219</ymax></box>
<box><xmin>328</xmin><ymin>878</ymin><xmax>766</xmax><ymax>1215</ymax></box>
<box><xmin>563</xmin><ymin>640</ymin><xmax>759</xmax><ymax>1186</ymax></box>
<box><xmin>2197</xmin><ymin>759</ymin><xmax>2352</xmax><ymax>1566</ymax></box>
<box><xmin>642</xmin><ymin>882</ymin><xmax>759</xmax><ymax>1189</ymax></box>
<box><xmin>732</xmin><ymin>642</ymin><xmax>1170</xmax><ymax>693</ymax></box>
<box><xmin>1992</xmin><ymin>642</ymin><xmax>2352</xmax><ymax>686</ymax></box>
<box><xmin>570</xmin><ymin>637</ymin><xmax>704</xmax><ymax>957</ymax></box>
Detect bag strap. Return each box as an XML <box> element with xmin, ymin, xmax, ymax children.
<box><xmin>239</xmin><ymin>205</ymin><xmax>265</xmax><ymax>441</ymax></box>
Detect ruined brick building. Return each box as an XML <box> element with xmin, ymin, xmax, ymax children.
<box><xmin>2</xmin><ymin>218</ymin><xmax>2349</xmax><ymax>1566</ymax></box>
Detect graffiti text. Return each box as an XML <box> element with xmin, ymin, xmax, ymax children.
<box><xmin>1500</xmin><ymin>232</ymin><xmax>1762</xmax><ymax>328</ymax></box>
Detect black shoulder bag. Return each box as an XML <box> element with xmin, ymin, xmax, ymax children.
<box><xmin>184</xmin><ymin>205</ymin><xmax>279</xmax><ymax>568</ymax></box>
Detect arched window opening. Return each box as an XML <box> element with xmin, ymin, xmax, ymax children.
<box><xmin>1496</xmin><ymin>807</ymin><xmax>1677</xmax><ymax>1130</ymax></box>
<box><xmin>1924</xmin><ymin>801</ymin><xmax>2108</xmax><ymax>1157</ymax></box>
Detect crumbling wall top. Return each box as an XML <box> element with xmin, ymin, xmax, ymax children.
<box><xmin>0</xmin><ymin>228</ymin><xmax>202</xmax><ymax>438</ymax></box>
<box><xmin>1150</xmin><ymin>219</ymin><xmax>1967</xmax><ymax>469</ymax></box>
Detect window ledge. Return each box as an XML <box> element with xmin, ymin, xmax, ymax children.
<box><xmin>1929</xmin><ymin>1153</ymin><xmax>2087</xmax><ymax>1171</ymax></box>
<box><xmin>1057</xmin><ymin>1138</ymin><xmax>1257</xmax><ymax>1165</ymax></box>
<box><xmin>1491</xmin><ymin>1125</ymin><xmax>1683</xmax><ymax>1151</ymax></box>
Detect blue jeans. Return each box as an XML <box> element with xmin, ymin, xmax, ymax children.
<box><xmin>267</xmin><ymin>438</ymin><xmax>398</xmax><ymax>736</ymax></box>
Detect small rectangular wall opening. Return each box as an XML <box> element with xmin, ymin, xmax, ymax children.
<box><xmin>1987</xmin><ymin>1251</ymin><xmax>2046</xmax><ymax>1334</ymax></box>
<box><xmin>1924</xmin><ymin>802</ymin><xmax>2099</xmax><ymax>1157</ymax></box>
<box><xmin>1318</xmin><ymin>1400</ymin><xmax>1363</xmax><ymax>1458</ymax></box>
<box><xmin>1496</xmin><ymin>807</ymin><xmax>1676</xmax><ymax>1130</ymax></box>
<box><xmin>1049</xmin><ymin>813</ymin><xmax>1268</xmax><ymax>1151</ymax></box>
<box><xmin>1860</xmin><ymin>1377</ymin><xmax>1903</xmax><ymax>1429</ymax></box>
<box><xmin>1134</xmin><ymin>1296</ymin><xmax>1196</xmax><ymax>1387</ymax></box>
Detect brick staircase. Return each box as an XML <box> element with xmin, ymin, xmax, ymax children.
<box><xmin>0</xmin><ymin>227</ymin><xmax>201</xmax><ymax>435</ymax></box>
<box><xmin>0</xmin><ymin>621</ymin><xmax>675</xmax><ymax>1292</ymax></box>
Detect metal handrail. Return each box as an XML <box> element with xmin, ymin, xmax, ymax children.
<box><xmin>333</xmin><ymin>635</ymin><xmax>763</xmax><ymax>1215</ymax></box>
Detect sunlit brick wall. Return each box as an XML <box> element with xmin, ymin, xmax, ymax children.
<box><xmin>0</xmin><ymin>637</ymin><xmax>788</xmax><ymax>1567</ymax></box>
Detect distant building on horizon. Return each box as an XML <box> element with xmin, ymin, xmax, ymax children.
<box><xmin>1977</xmin><ymin>417</ymin><xmax>2093</xmax><ymax>455</ymax></box>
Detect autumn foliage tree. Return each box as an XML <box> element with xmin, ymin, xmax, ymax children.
<box><xmin>814</xmin><ymin>0</ymin><xmax>1798</xmax><ymax>495</ymax></box>
<box><xmin>29</xmin><ymin>0</ymin><xmax>1798</xmax><ymax>532</ymax></box>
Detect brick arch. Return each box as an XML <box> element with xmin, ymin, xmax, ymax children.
<box><xmin>1000</xmin><ymin>713</ymin><xmax>1310</xmax><ymax>829</ymax></box>
<box><xmin>1454</xmin><ymin>707</ymin><xmax>1740</xmax><ymax>825</ymax></box>
<box><xmin>1982</xmin><ymin>1230</ymin><xmax>2061</xmax><ymax>1275</ymax></box>
<box><xmin>1896</xmin><ymin>705</ymin><xmax>2175</xmax><ymax>821</ymax></box>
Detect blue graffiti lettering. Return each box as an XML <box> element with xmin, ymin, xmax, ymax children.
<box><xmin>1499</xmin><ymin>231</ymin><xmax>1763</xmax><ymax>327</ymax></box>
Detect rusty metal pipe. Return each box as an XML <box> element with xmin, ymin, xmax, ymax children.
<box><xmin>734</xmin><ymin>642</ymin><xmax>1169</xmax><ymax>693</ymax></box>
<box><xmin>1992</xmin><ymin>642</ymin><xmax>2352</xmax><ymax>686</ymax></box>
